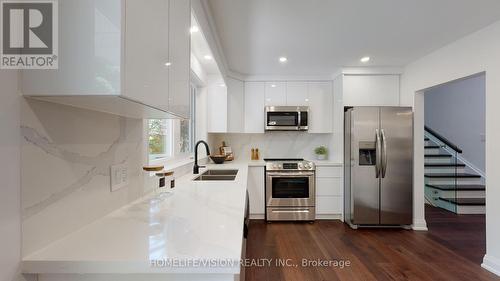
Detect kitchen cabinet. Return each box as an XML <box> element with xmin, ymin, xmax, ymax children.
<box><xmin>265</xmin><ymin>82</ymin><xmax>287</xmax><ymax>106</ymax></box>
<box><xmin>315</xmin><ymin>165</ymin><xmax>343</xmax><ymax>218</ymax></box>
<box><xmin>286</xmin><ymin>82</ymin><xmax>309</xmax><ymax>106</ymax></box>
<box><xmin>247</xmin><ymin>166</ymin><xmax>265</xmax><ymax>216</ymax></box>
<box><xmin>207</xmin><ymin>76</ymin><xmax>227</xmax><ymax>133</ymax></box>
<box><xmin>308</xmin><ymin>81</ymin><xmax>333</xmax><ymax>133</ymax></box>
<box><xmin>244</xmin><ymin>82</ymin><xmax>266</xmax><ymax>133</ymax></box>
<box><xmin>21</xmin><ymin>0</ymin><xmax>191</xmax><ymax>119</ymax></box>
<box><xmin>227</xmin><ymin>77</ymin><xmax>245</xmax><ymax>133</ymax></box>
<box><xmin>343</xmin><ymin>75</ymin><xmax>400</xmax><ymax>106</ymax></box>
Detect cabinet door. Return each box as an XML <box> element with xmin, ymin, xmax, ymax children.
<box><xmin>265</xmin><ymin>82</ymin><xmax>286</xmax><ymax>106</ymax></box>
<box><xmin>247</xmin><ymin>167</ymin><xmax>265</xmax><ymax>215</ymax></box>
<box><xmin>244</xmin><ymin>82</ymin><xmax>265</xmax><ymax>133</ymax></box>
<box><xmin>168</xmin><ymin>0</ymin><xmax>191</xmax><ymax>118</ymax></box>
<box><xmin>207</xmin><ymin>77</ymin><xmax>227</xmax><ymax>133</ymax></box>
<box><xmin>227</xmin><ymin>77</ymin><xmax>245</xmax><ymax>133</ymax></box>
<box><xmin>21</xmin><ymin>0</ymin><xmax>122</xmax><ymax>96</ymax></box>
<box><xmin>286</xmin><ymin>82</ymin><xmax>309</xmax><ymax>106</ymax></box>
<box><xmin>308</xmin><ymin>81</ymin><xmax>333</xmax><ymax>133</ymax></box>
<box><xmin>343</xmin><ymin>75</ymin><xmax>400</xmax><ymax>106</ymax></box>
<box><xmin>124</xmin><ymin>0</ymin><xmax>170</xmax><ymax>111</ymax></box>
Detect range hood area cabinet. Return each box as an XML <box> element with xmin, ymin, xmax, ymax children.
<box><xmin>245</xmin><ymin>81</ymin><xmax>334</xmax><ymax>133</ymax></box>
<box><xmin>20</xmin><ymin>0</ymin><xmax>191</xmax><ymax>119</ymax></box>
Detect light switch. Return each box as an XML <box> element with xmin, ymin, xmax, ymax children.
<box><xmin>110</xmin><ymin>163</ymin><xmax>129</xmax><ymax>192</ymax></box>
<box><xmin>480</xmin><ymin>134</ymin><xmax>486</xmax><ymax>142</ymax></box>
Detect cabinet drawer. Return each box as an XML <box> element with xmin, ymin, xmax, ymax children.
<box><xmin>316</xmin><ymin>196</ymin><xmax>342</xmax><ymax>214</ymax></box>
<box><xmin>316</xmin><ymin>178</ymin><xmax>342</xmax><ymax>196</ymax></box>
<box><xmin>316</xmin><ymin>166</ymin><xmax>342</xmax><ymax>178</ymax></box>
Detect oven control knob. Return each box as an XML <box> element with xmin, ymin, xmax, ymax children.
<box><xmin>304</xmin><ymin>163</ymin><xmax>311</xmax><ymax>170</ymax></box>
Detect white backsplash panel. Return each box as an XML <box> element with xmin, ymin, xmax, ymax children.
<box><xmin>21</xmin><ymin>99</ymin><xmax>145</xmax><ymax>256</ymax></box>
<box><xmin>208</xmin><ymin>132</ymin><xmax>340</xmax><ymax>161</ymax></box>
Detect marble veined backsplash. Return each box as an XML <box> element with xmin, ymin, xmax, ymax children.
<box><xmin>208</xmin><ymin>132</ymin><xmax>340</xmax><ymax>162</ymax></box>
<box><xmin>21</xmin><ymin>99</ymin><xmax>146</xmax><ymax>256</ymax></box>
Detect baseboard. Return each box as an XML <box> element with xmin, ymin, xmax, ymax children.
<box><xmin>316</xmin><ymin>214</ymin><xmax>342</xmax><ymax>220</ymax></box>
<box><xmin>412</xmin><ymin>219</ymin><xmax>428</xmax><ymax>231</ymax></box>
<box><xmin>482</xmin><ymin>255</ymin><xmax>500</xmax><ymax>276</ymax></box>
<box><xmin>249</xmin><ymin>214</ymin><xmax>264</xmax><ymax>220</ymax></box>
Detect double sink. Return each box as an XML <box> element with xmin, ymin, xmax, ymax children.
<box><xmin>193</xmin><ymin>169</ymin><xmax>238</xmax><ymax>181</ymax></box>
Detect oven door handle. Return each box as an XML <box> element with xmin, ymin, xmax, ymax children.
<box><xmin>270</xmin><ymin>208</ymin><xmax>311</xmax><ymax>213</ymax></box>
<box><xmin>266</xmin><ymin>172</ymin><xmax>315</xmax><ymax>177</ymax></box>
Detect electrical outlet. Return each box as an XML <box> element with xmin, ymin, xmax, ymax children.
<box><xmin>110</xmin><ymin>163</ymin><xmax>129</xmax><ymax>192</ymax></box>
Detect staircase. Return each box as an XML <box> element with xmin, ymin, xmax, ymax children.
<box><xmin>424</xmin><ymin>127</ymin><xmax>485</xmax><ymax>214</ymax></box>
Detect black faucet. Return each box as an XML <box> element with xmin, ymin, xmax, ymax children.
<box><xmin>193</xmin><ymin>140</ymin><xmax>211</xmax><ymax>174</ymax></box>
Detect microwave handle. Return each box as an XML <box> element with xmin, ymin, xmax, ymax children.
<box><xmin>297</xmin><ymin>108</ymin><xmax>301</xmax><ymax>130</ymax></box>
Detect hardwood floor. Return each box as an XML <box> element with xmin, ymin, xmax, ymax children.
<box><xmin>245</xmin><ymin>206</ymin><xmax>497</xmax><ymax>281</ymax></box>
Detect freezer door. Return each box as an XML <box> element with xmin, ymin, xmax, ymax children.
<box><xmin>380</xmin><ymin>107</ymin><xmax>413</xmax><ymax>225</ymax></box>
<box><xmin>350</xmin><ymin>107</ymin><xmax>381</xmax><ymax>225</ymax></box>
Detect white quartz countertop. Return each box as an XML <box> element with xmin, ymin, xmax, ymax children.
<box><xmin>22</xmin><ymin>163</ymin><xmax>249</xmax><ymax>275</ymax></box>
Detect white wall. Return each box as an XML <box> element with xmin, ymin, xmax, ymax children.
<box><xmin>208</xmin><ymin>132</ymin><xmax>341</xmax><ymax>162</ymax></box>
<box><xmin>0</xmin><ymin>70</ymin><xmax>21</xmax><ymax>281</ymax></box>
<box><xmin>425</xmin><ymin>74</ymin><xmax>486</xmax><ymax>173</ymax></box>
<box><xmin>21</xmin><ymin>99</ymin><xmax>146</xmax><ymax>256</ymax></box>
<box><xmin>401</xmin><ymin>19</ymin><xmax>500</xmax><ymax>276</ymax></box>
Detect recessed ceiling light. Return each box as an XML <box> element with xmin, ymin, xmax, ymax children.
<box><xmin>164</xmin><ymin>62</ymin><xmax>172</xmax><ymax>66</ymax></box>
<box><xmin>190</xmin><ymin>26</ymin><xmax>199</xmax><ymax>33</ymax></box>
<box><xmin>219</xmin><ymin>84</ymin><xmax>226</xmax><ymax>87</ymax></box>
<box><xmin>279</xmin><ymin>57</ymin><xmax>288</xmax><ymax>63</ymax></box>
<box><xmin>360</xmin><ymin>56</ymin><xmax>370</xmax><ymax>63</ymax></box>
<box><xmin>204</xmin><ymin>55</ymin><xmax>213</xmax><ymax>60</ymax></box>
<box><xmin>271</xmin><ymin>84</ymin><xmax>277</xmax><ymax>88</ymax></box>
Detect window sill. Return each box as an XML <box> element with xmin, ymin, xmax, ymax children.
<box><xmin>148</xmin><ymin>154</ymin><xmax>208</xmax><ymax>171</ymax></box>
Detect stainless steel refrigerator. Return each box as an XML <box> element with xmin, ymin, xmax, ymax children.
<box><xmin>344</xmin><ymin>106</ymin><xmax>413</xmax><ymax>228</ymax></box>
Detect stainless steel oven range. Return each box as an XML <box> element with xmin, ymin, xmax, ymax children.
<box><xmin>265</xmin><ymin>158</ymin><xmax>315</xmax><ymax>221</ymax></box>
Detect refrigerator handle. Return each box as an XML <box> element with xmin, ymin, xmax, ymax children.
<box><xmin>381</xmin><ymin>129</ymin><xmax>388</xmax><ymax>178</ymax></box>
<box><xmin>375</xmin><ymin>129</ymin><xmax>381</xmax><ymax>178</ymax></box>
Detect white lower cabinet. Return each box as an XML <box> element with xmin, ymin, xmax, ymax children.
<box><xmin>247</xmin><ymin>167</ymin><xmax>265</xmax><ymax>216</ymax></box>
<box><xmin>315</xmin><ymin>166</ymin><xmax>343</xmax><ymax>218</ymax></box>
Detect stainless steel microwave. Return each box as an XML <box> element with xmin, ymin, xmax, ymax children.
<box><xmin>265</xmin><ymin>106</ymin><xmax>309</xmax><ymax>131</ymax></box>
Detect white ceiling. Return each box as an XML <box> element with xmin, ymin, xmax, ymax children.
<box><xmin>191</xmin><ymin>13</ymin><xmax>220</xmax><ymax>75</ymax></box>
<box><xmin>206</xmin><ymin>0</ymin><xmax>500</xmax><ymax>76</ymax></box>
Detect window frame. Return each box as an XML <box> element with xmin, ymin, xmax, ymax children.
<box><xmin>146</xmin><ymin>84</ymin><xmax>197</xmax><ymax>166</ymax></box>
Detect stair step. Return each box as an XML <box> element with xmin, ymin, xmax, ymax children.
<box><xmin>424</xmin><ymin>137</ymin><xmax>430</xmax><ymax>141</ymax></box>
<box><xmin>425</xmin><ymin>145</ymin><xmax>440</xmax><ymax>149</ymax></box>
<box><xmin>426</xmin><ymin>184</ymin><xmax>486</xmax><ymax>191</ymax></box>
<box><xmin>425</xmin><ymin>173</ymin><xmax>481</xmax><ymax>178</ymax></box>
<box><xmin>438</xmin><ymin>197</ymin><xmax>485</xmax><ymax>206</ymax></box>
<box><xmin>425</xmin><ymin>154</ymin><xmax>452</xmax><ymax>158</ymax></box>
<box><xmin>424</xmin><ymin>163</ymin><xmax>465</xmax><ymax>167</ymax></box>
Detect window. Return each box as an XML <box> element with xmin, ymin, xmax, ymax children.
<box><xmin>148</xmin><ymin>119</ymin><xmax>173</xmax><ymax>160</ymax></box>
<box><xmin>147</xmin><ymin>84</ymin><xmax>196</xmax><ymax>162</ymax></box>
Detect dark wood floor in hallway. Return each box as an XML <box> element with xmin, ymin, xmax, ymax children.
<box><xmin>245</xmin><ymin>206</ymin><xmax>497</xmax><ymax>281</ymax></box>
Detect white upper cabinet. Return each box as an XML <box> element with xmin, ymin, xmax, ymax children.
<box><xmin>167</xmin><ymin>0</ymin><xmax>191</xmax><ymax>118</ymax></box>
<box><xmin>343</xmin><ymin>75</ymin><xmax>400</xmax><ymax>106</ymax></box>
<box><xmin>308</xmin><ymin>82</ymin><xmax>333</xmax><ymax>133</ymax></box>
<box><xmin>125</xmin><ymin>0</ymin><xmax>170</xmax><ymax>111</ymax></box>
<box><xmin>207</xmin><ymin>76</ymin><xmax>228</xmax><ymax>133</ymax></box>
<box><xmin>245</xmin><ymin>82</ymin><xmax>265</xmax><ymax>133</ymax></box>
<box><xmin>286</xmin><ymin>82</ymin><xmax>309</xmax><ymax>106</ymax></box>
<box><xmin>264</xmin><ymin>82</ymin><xmax>286</xmax><ymax>106</ymax></box>
<box><xmin>227</xmin><ymin>77</ymin><xmax>245</xmax><ymax>133</ymax></box>
<box><xmin>20</xmin><ymin>0</ymin><xmax>191</xmax><ymax>119</ymax></box>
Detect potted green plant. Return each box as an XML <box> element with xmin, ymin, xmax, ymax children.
<box><xmin>314</xmin><ymin>146</ymin><xmax>328</xmax><ymax>160</ymax></box>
